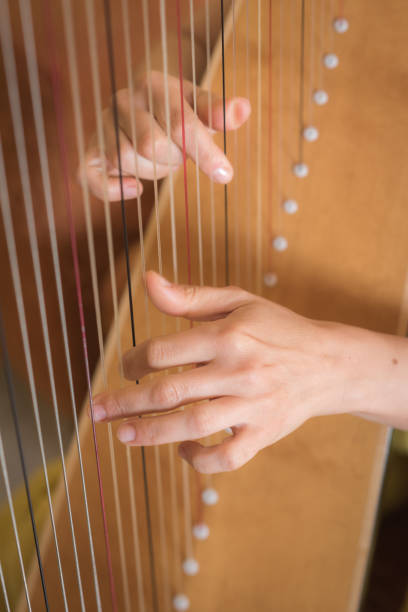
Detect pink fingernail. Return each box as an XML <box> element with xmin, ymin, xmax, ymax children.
<box><xmin>117</xmin><ymin>425</ymin><xmax>136</xmax><ymax>443</ymax></box>
<box><xmin>212</xmin><ymin>166</ymin><xmax>233</xmax><ymax>183</ymax></box>
<box><xmin>92</xmin><ymin>404</ymin><xmax>106</xmax><ymax>422</ymax></box>
<box><xmin>156</xmin><ymin>273</ymin><xmax>172</xmax><ymax>287</ymax></box>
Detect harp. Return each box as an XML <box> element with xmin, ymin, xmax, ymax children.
<box><xmin>1</xmin><ymin>0</ymin><xmax>407</xmax><ymax>611</ymax></box>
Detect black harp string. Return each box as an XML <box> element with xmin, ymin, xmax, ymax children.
<box><xmin>298</xmin><ymin>0</ymin><xmax>306</xmax><ymax>162</ymax></box>
<box><xmin>101</xmin><ymin>2</ymin><xmax>159</xmax><ymax>611</ymax></box>
<box><xmin>220</xmin><ymin>0</ymin><xmax>230</xmax><ymax>286</ymax></box>
<box><xmin>0</xmin><ymin>307</ymin><xmax>50</xmax><ymax>612</ymax></box>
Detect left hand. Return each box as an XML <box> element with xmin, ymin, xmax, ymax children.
<box><xmin>91</xmin><ymin>271</ymin><xmax>407</xmax><ymax>473</ymax></box>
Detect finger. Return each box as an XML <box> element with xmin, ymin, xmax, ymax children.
<box><xmin>92</xmin><ymin>365</ymin><xmax>228</xmax><ymax>421</ymax></box>
<box><xmin>194</xmin><ymin>90</ymin><xmax>251</xmax><ymax>132</ymax></box>
<box><xmin>152</xmin><ymin>75</ymin><xmax>233</xmax><ymax>183</ymax></box>
<box><xmin>116</xmin><ymin>397</ymin><xmax>246</xmax><ymax>446</ymax></box>
<box><xmin>117</xmin><ymin>99</ymin><xmax>182</xmax><ymax>166</ymax></box>
<box><xmin>122</xmin><ymin>325</ymin><xmax>217</xmax><ymax>380</ymax></box>
<box><xmin>145</xmin><ymin>270</ymin><xmax>254</xmax><ymax>320</ymax></box>
<box><xmin>83</xmin><ymin>145</ymin><xmax>143</xmax><ymax>202</ymax></box>
<box><xmin>103</xmin><ymin>109</ymin><xmax>176</xmax><ymax>181</ymax></box>
<box><xmin>178</xmin><ymin>427</ymin><xmax>257</xmax><ymax>474</ymax></box>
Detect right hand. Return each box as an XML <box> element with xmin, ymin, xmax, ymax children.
<box><xmin>83</xmin><ymin>71</ymin><xmax>251</xmax><ymax>202</ymax></box>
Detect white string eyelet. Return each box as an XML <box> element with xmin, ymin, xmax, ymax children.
<box><xmin>292</xmin><ymin>162</ymin><xmax>309</xmax><ymax>178</ymax></box>
<box><xmin>193</xmin><ymin>523</ymin><xmax>210</xmax><ymax>540</ymax></box>
<box><xmin>202</xmin><ymin>487</ymin><xmax>219</xmax><ymax>506</ymax></box>
<box><xmin>333</xmin><ymin>17</ymin><xmax>349</xmax><ymax>33</ymax></box>
<box><xmin>303</xmin><ymin>126</ymin><xmax>319</xmax><ymax>142</ymax></box>
<box><xmin>273</xmin><ymin>236</ymin><xmax>288</xmax><ymax>252</ymax></box>
<box><xmin>173</xmin><ymin>594</ymin><xmax>190</xmax><ymax>611</ymax></box>
<box><xmin>283</xmin><ymin>199</ymin><xmax>299</xmax><ymax>215</ymax></box>
<box><xmin>323</xmin><ymin>53</ymin><xmax>339</xmax><ymax>69</ymax></box>
<box><xmin>313</xmin><ymin>89</ymin><xmax>329</xmax><ymax>105</ymax></box>
<box><xmin>183</xmin><ymin>558</ymin><xmax>199</xmax><ymax>576</ymax></box>
<box><xmin>263</xmin><ymin>272</ymin><xmax>278</xmax><ymax>287</ymax></box>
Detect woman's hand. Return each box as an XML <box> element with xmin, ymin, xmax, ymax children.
<box><xmin>91</xmin><ymin>271</ymin><xmax>408</xmax><ymax>474</ymax></box>
<box><xmin>83</xmin><ymin>71</ymin><xmax>251</xmax><ymax>202</ymax></box>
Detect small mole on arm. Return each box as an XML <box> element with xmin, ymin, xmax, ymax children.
<box><xmin>392</xmin><ymin>358</ymin><xmax>398</xmax><ymax>365</ymax></box>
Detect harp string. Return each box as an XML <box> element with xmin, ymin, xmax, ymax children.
<box><xmin>189</xmin><ymin>0</ymin><xmax>205</xmax><ymax>287</ymax></box>
<box><xmin>220</xmin><ymin>0</ymin><xmax>230</xmax><ymax>286</ymax></box>
<box><xmin>102</xmin><ymin>0</ymin><xmax>160</xmax><ymax>609</ymax></box>
<box><xmin>0</xmin><ymin>307</ymin><xmax>49</xmax><ymax>610</ymax></box>
<box><xmin>256</xmin><ymin>0</ymin><xmax>263</xmax><ymax>294</ymax></box>
<box><xmin>0</xmin><ymin>3</ymin><xmax>83</xmax><ymax>606</ymax></box>
<box><xmin>318</xmin><ymin>0</ymin><xmax>326</xmax><ymax>89</ymax></box>
<box><xmin>158</xmin><ymin>0</ymin><xmax>185</xmax><ymax>591</ymax></box>
<box><xmin>0</xmin><ymin>562</ymin><xmax>11</xmax><ymax>612</ymax></box>
<box><xmin>205</xmin><ymin>0</ymin><xmax>218</xmax><ymax>287</ymax></box>
<box><xmin>231</xmin><ymin>0</ymin><xmax>241</xmax><ymax>286</ymax></box>
<box><xmin>0</xmin><ymin>136</ymin><xmax>68</xmax><ymax>609</ymax></box>
<box><xmin>298</xmin><ymin>0</ymin><xmax>306</xmax><ymax>163</ymax></box>
<box><xmin>44</xmin><ymin>3</ymin><xmax>118</xmax><ymax>607</ymax></box>
<box><xmin>308</xmin><ymin>0</ymin><xmax>316</xmax><ymax>124</ymax></box>
<box><xmin>0</xmin><ymin>432</ymin><xmax>31</xmax><ymax>611</ymax></box>
<box><xmin>140</xmin><ymin>1</ymin><xmax>173</xmax><ymax>606</ymax></box>
<box><xmin>175</xmin><ymin>0</ymin><xmax>195</xmax><ymax>565</ymax></box>
<box><xmin>267</xmin><ymin>0</ymin><xmax>273</xmax><ymax>270</ymax></box>
<box><xmin>119</xmin><ymin>0</ymin><xmax>150</xmax><ymax>607</ymax></box>
<box><xmin>82</xmin><ymin>1</ymin><xmax>134</xmax><ymax>607</ymax></box>
<box><xmin>245</xmin><ymin>0</ymin><xmax>252</xmax><ymax>291</ymax></box>
<box><xmin>17</xmin><ymin>0</ymin><xmax>102</xmax><ymax>606</ymax></box>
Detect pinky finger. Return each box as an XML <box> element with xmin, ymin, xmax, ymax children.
<box><xmin>83</xmin><ymin>150</ymin><xmax>143</xmax><ymax>202</ymax></box>
<box><xmin>178</xmin><ymin>428</ymin><xmax>257</xmax><ymax>474</ymax></box>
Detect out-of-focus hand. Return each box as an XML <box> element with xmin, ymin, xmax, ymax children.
<box><xmin>83</xmin><ymin>71</ymin><xmax>251</xmax><ymax>202</ymax></box>
<box><xmin>91</xmin><ymin>271</ymin><xmax>408</xmax><ymax>474</ymax></box>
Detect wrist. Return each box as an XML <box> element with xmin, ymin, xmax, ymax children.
<box><xmin>326</xmin><ymin>322</ymin><xmax>408</xmax><ymax>429</ymax></box>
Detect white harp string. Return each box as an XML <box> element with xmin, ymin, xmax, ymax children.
<box><xmin>232</xmin><ymin>0</ymin><xmax>241</xmax><ymax>286</ymax></box>
<box><xmin>0</xmin><ymin>139</ymin><xmax>68</xmax><ymax>611</ymax></box>
<box><xmin>61</xmin><ymin>0</ymin><xmax>132</xmax><ymax>606</ymax></box>
<box><xmin>245</xmin><ymin>0</ymin><xmax>252</xmax><ymax>291</ymax></box>
<box><xmin>256</xmin><ymin>0</ymin><xmax>263</xmax><ymax>294</ymax></box>
<box><xmin>0</xmin><ymin>2</ymin><xmax>84</xmax><ymax>605</ymax></box>
<box><xmin>159</xmin><ymin>0</ymin><xmax>184</xmax><ymax>592</ymax></box>
<box><xmin>189</xmin><ymin>0</ymin><xmax>205</xmax><ymax>287</ymax></box>
<box><xmin>0</xmin><ymin>433</ymin><xmax>31</xmax><ymax>611</ymax></box>
<box><xmin>308</xmin><ymin>0</ymin><xmax>316</xmax><ymax>124</ymax></box>
<box><xmin>0</xmin><ymin>562</ymin><xmax>11</xmax><ymax>612</ymax></box>
<box><xmin>205</xmin><ymin>0</ymin><xmax>218</xmax><ymax>287</ymax></box>
<box><xmin>319</xmin><ymin>0</ymin><xmax>326</xmax><ymax>89</ymax></box>
<box><xmin>141</xmin><ymin>1</ymin><xmax>172</xmax><ymax>605</ymax></box>
<box><xmin>17</xmin><ymin>0</ymin><xmax>102</xmax><ymax>606</ymax></box>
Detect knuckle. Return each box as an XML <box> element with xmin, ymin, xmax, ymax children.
<box><xmin>151</xmin><ymin>379</ymin><xmax>181</xmax><ymax>408</ymax></box>
<box><xmin>138</xmin><ymin>130</ymin><xmax>153</xmax><ymax>159</ymax></box>
<box><xmin>100</xmin><ymin>393</ymin><xmax>123</xmax><ymax>419</ymax></box>
<box><xmin>188</xmin><ymin>408</ymin><xmax>212</xmax><ymax>438</ymax></box>
<box><xmin>145</xmin><ymin>338</ymin><xmax>166</xmax><ymax>369</ymax></box>
<box><xmin>219</xmin><ymin>446</ymin><xmax>240</xmax><ymax>471</ymax></box>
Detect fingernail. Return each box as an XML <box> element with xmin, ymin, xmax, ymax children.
<box><xmin>92</xmin><ymin>404</ymin><xmax>106</xmax><ymax>422</ymax></box>
<box><xmin>117</xmin><ymin>425</ymin><xmax>136</xmax><ymax>443</ymax></box>
<box><xmin>212</xmin><ymin>166</ymin><xmax>233</xmax><ymax>183</ymax></box>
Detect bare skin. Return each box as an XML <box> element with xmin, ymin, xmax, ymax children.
<box><xmin>85</xmin><ymin>72</ymin><xmax>408</xmax><ymax>474</ymax></box>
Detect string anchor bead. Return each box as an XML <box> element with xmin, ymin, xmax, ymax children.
<box><xmin>303</xmin><ymin>125</ymin><xmax>319</xmax><ymax>142</ymax></box>
<box><xmin>333</xmin><ymin>17</ymin><xmax>349</xmax><ymax>33</ymax></box>
<box><xmin>323</xmin><ymin>53</ymin><xmax>339</xmax><ymax>69</ymax></box>
<box><xmin>313</xmin><ymin>89</ymin><xmax>329</xmax><ymax>105</ymax></box>
<box><xmin>292</xmin><ymin>162</ymin><xmax>309</xmax><ymax>178</ymax></box>
<box><xmin>183</xmin><ymin>557</ymin><xmax>199</xmax><ymax>576</ymax></box>
<box><xmin>263</xmin><ymin>272</ymin><xmax>278</xmax><ymax>287</ymax></box>
<box><xmin>283</xmin><ymin>199</ymin><xmax>298</xmax><ymax>215</ymax></box>
<box><xmin>193</xmin><ymin>523</ymin><xmax>210</xmax><ymax>540</ymax></box>
<box><xmin>202</xmin><ymin>487</ymin><xmax>219</xmax><ymax>506</ymax></box>
<box><xmin>173</xmin><ymin>594</ymin><xmax>190</xmax><ymax>611</ymax></box>
<box><xmin>273</xmin><ymin>236</ymin><xmax>288</xmax><ymax>252</ymax></box>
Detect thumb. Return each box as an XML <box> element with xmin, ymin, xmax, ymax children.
<box><xmin>145</xmin><ymin>271</ymin><xmax>252</xmax><ymax>321</ymax></box>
